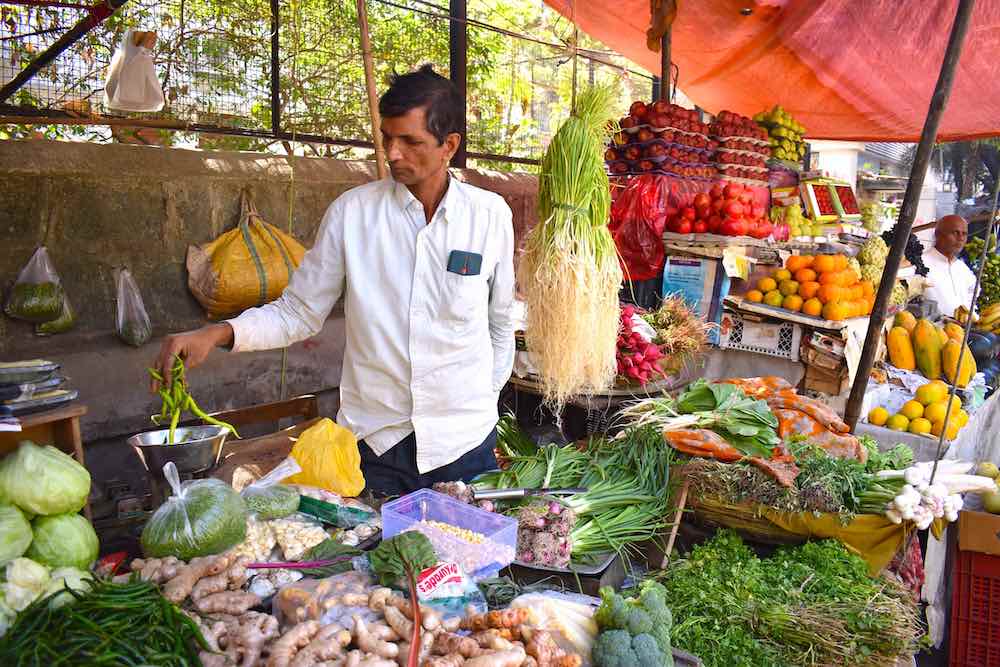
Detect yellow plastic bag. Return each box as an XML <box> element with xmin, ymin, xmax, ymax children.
<box><xmin>187</xmin><ymin>190</ymin><xmax>306</xmax><ymax>319</ymax></box>
<box><xmin>282</xmin><ymin>418</ymin><xmax>365</xmax><ymax>496</ymax></box>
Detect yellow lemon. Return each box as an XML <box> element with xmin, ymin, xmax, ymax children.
<box><xmin>764</xmin><ymin>290</ymin><xmax>784</xmax><ymax>307</ymax></box>
<box><xmin>908</xmin><ymin>417</ymin><xmax>932</xmax><ymax>435</ymax></box>
<box><xmin>773</xmin><ymin>269</ymin><xmax>792</xmax><ymax>282</ymax></box>
<box><xmin>915</xmin><ymin>381</ymin><xmax>948</xmax><ymax>406</ymax></box>
<box><xmin>899</xmin><ymin>400</ymin><xmax>924</xmax><ymax>420</ymax></box>
<box><xmin>746</xmin><ymin>289</ymin><xmax>764</xmax><ymax>303</ymax></box>
<box><xmin>868</xmin><ymin>407</ymin><xmax>889</xmax><ymax>426</ymax></box>
<box><xmin>955</xmin><ymin>408</ymin><xmax>970</xmax><ymax>428</ymax></box>
<box><xmin>757</xmin><ymin>277</ymin><xmax>778</xmax><ymax>293</ymax></box>
<box><xmin>886</xmin><ymin>414</ymin><xmax>910</xmax><ymax>432</ymax></box>
<box><xmin>924</xmin><ymin>402</ymin><xmax>947</xmax><ymax>424</ymax></box>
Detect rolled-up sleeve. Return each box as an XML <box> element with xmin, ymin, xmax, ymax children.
<box><xmin>228</xmin><ymin>200</ymin><xmax>346</xmax><ymax>352</ymax></box>
<box><xmin>488</xmin><ymin>205</ymin><xmax>516</xmax><ymax>391</ymax></box>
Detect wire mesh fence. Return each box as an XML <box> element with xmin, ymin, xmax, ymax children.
<box><xmin>0</xmin><ymin>0</ymin><xmax>654</xmax><ymax>168</ymax></box>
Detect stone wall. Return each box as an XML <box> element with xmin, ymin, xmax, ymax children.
<box><xmin>0</xmin><ymin>140</ymin><xmax>538</xmax><ymax>492</ymax></box>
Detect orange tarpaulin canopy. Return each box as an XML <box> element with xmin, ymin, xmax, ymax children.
<box><xmin>544</xmin><ymin>0</ymin><xmax>1000</xmax><ymax>142</ymax></box>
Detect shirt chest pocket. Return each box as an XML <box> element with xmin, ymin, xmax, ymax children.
<box><xmin>440</xmin><ymin>273</ymin><xmax>489</xmax><ymax>328</ymax></box>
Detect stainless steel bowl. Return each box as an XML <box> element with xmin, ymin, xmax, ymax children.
<box><xmin>127</xmin><ymin>425</ymin><xmax>230</xmax><ymax>477</ymax></box>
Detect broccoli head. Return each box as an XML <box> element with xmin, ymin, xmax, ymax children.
<box><xmin>626</xmin><ymin>607</ymin><xmax>653</xmax><ymax>636</ymax></box>
<box><xmin>593</xmin><ymin>630</ymin><xmax>667</xmax><ymax>667</ymax></box>
<box><xmin>595</xmin><ymin>587</ymin><xmax>629</xmax><ymax>630</ymax></box>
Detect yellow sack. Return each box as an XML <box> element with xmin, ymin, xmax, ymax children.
<box><xmin>187</xmin><ymin>190</ymin><xmax>306</xmax><ymax>319</ymax></box>
<box><xmin>282</xmin><ymin>418</ymin><xmax>365</xmax><ymax>496</ymax></box>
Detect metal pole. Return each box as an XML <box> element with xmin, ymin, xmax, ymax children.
<box><xmin>269</xmin><ymin>0</ymin><xmax>281</xmax><ymax>134</ymax></box>
<box><xmin>355</xmin><ymin>0</ymin><xmax>387</xmax><ymax>179</ymax></box>
<box><xmin>448</xmin><ymin>0</ymin><xmax>467</xmax><ymax>168</ymax></box>
<box><xmin>651</xmin><ymin>76</ymin><xmax>661</xmax><ymax>103</ymax></box>
<box><xmin>659</xmin><ymin>31</ymin><xmax>671</xmax><ymax>101</ymax></box>
<box><xmin>0</xmin><ymin>0</ymin><xmax>129</xmax><ymax>103</ymax></box>
<box><xmin>844</xmin><ymin>0</ymin><xmax>978</xmax><ymax>431</ymax></box>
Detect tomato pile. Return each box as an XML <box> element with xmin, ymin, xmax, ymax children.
<box><xmin>666</xmin><ymin>182</ymin><xmax>773</xmax><ymax>238</ymax></box>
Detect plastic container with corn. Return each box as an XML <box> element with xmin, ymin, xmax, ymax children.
<box><xmin>381</xmin><ymin>488</ymin><xmax>517</xmax><ymax>579</ymax></box>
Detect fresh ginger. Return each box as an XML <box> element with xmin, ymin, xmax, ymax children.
<box><xmin>268</xmin><ymin>620</ymin><xmax>321</xmax><ymax>667</ymax></box>
<box><xmin>290</xmin><ymin>623</ymin><xmax>352</xmax><ymax>667</ymax></box>
<box><xmin>432</xmin><ymin>633</ymin><xmax>481</xmax><ymax>658</ymax></box>
<box><xmin>464</xmin><ymin>647</ymin><xmax>527</xmax><ymax>667</ymax></box>
<box><xmin>131</xmin><ymin>556</ymin><xmax>182</xmax><ymax>583</ymax></box>
<box><xmin>424</xmin><ymin>656</ymin><xmax>465</xmax><ymax>667</ymax></box>
<box><xmin>194</xmin><ymin>590</ymin><xmax>262</xmax><ymax>615</ymax></box>
<box><xmin>164</xmin><ymin>553</ymin><xmax>234</xmax><ymax>603</ymax></box>
<box><xmin>383</xmin><ymin>605</ymin><xmax>413</xmax><ymax>640</ymax></box>
<box><xmin>354</xmin><ymin>614</ymin><xmax>401</xmax><ymax>659</ymax></box>
<box><xmin>461</xmin><ymin>609</ymin><xmax>529</xmax><ymax>632</ymax></box>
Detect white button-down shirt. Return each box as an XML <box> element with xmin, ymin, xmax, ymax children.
<box><xmin>922</xmin><ymin>246</ymin><xmax>976</xmax><ymax>318</ymax></box>
<box><xmin>228</xmin><ymin>176</ymin><xmax>516</xmax><ymax>473</ymax></box>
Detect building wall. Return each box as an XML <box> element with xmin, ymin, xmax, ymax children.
<box><xmin>0</xmin><ymin>140</ymin><xmax>539</xmax><ymax>495</ymax></box>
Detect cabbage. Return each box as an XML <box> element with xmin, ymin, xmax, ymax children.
<box><xmin>0</xmin><ymin>441</ymin><xmax>90</xmax><ymax>516</ymax></box>
<box><xmin>0</xmin><ymin>504</ymin><xmax>31</xmax><ymax>564</ymax></box>
<box><xmin>141</xmin><ymin>471</ymin><xmax>247</xmax><ymax>560</ymax></box>
<box><xmin>43</xmin><ymin>567</ymin><xmax>93</xmax><ymax>609</ymax></box>
<box><xmin>26</xmin><ymin>513</ymin><xmax>99</xmax><ymax>570</ymax></box>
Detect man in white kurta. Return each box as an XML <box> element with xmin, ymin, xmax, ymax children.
<box><xmin>153</xmin><ymin>66</ymin><xmax>516</xmax><ymax>494</ymax></box>
<box><xmin>922</xmin><ymin>214</ymin><xmax>975</xmax><ymax>318</ymax></box>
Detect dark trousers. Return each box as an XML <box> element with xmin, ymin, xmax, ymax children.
<box><xmin>359</xmin><ymin>428</ymin><xmax>498</xmax><ymax>497</ymax></box>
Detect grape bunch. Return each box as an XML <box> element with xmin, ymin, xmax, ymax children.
<box><xmin>965</xmin><ymin>234</ymin><xmax>996</xmax><ymax>264</ymax></box>
<box><xmin>979</xmin><ymin>254</ymin><xmax>1000</xmax><ymax>309</ymax></box>
<box><xmin>881</xmin><ymin>227</ymin><xmax>929</xmax><ymax>276</ymax></box>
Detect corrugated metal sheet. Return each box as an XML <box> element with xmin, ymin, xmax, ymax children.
<box><xmin>864</xmin><ymin>142</ymin><xmax>912</xmax><ymax>163</ymax></box>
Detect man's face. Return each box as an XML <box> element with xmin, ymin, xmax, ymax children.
<box><xmin>935</xmin><ymin>215</ymin><xmax>968</xmax><ymax>259</ymax></box>
<box><xmin>381</xmin><ymin>107</ymin><xmax>459</xmax><ymax>186</ymax></box>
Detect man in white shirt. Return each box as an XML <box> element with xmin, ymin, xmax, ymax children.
<box><xmin>153</xmin><ymin>66</ymin><xmax>516</xmax><ymax>495</ymax></box>
<box><xmin>922</xmin><ymin>214</ymin><xmax>975</xmax><ymax>318</ymax></box>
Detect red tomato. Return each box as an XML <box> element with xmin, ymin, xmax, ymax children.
<box><xmin>724</xmin><ymin>200</ymin><xmax>745</xmax><ymax>217</ymax></box>
<box><xmin>739</xmin><ymin>190</ymin><xmax>753</xmax><ymax>205</ymax></box>
<box><xmin>707</xmin><ymin>214</ymin><xmax>723</xmax><ymax>233</ymax></box>
<box><xmin>721</xmin><ymin>216</ymin><xmax>746</xmax><ymax>236</ymax></box>
<box><xmin>695</xmin><ymin>202</ymin><xmax>711</xmax><ymax>219</ymax></box>
<box><xmin>709</xmin><ymin>183</ymin><xmax>724</xmax><ymax>199</ymax></box>
<box><xmin>682</xmin><ymin>206</ymin><xmax>696</xmax><ymax>220</ymax></box>
<box><xmin>676</xmin><ymin>219</ymin><xmax>693</xmax><ymax>234</ymax></box>
<box><xmin>693</xmin><ymin>193</ymin><xmax>711</xmax><ymax>209</ymax></box>
<box><xmin>723</xmin><ymin>183</ymin><xmax>742</xmax><ymax>199</ymax></box>
<box><xmin>711</xmin><ymin>199</ymin><xmax>725</xmax><ymax>214</ymax></box>
<box><xmin>693</xmin><ymin>220</ymin><xmax>708</xmax><ymax>234</ymax></box>
<box><xmin>629</xmin><ymin>101</ymin><xmax>648</xmax><ymax>118</ymax></box>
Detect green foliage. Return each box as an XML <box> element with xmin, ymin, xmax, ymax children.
<box><xmin>368</xmin><ymin>532</ymin><xmax>437</xmax><ymax>587</ymax></box>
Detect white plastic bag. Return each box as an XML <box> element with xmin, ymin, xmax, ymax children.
<box><xmin>104</xmin><ymin>30</ymin><xmax>164</xmax><ymax>112</ymax></box>
<box><xmin>4</xmin><ymin>247</ymin><xmax>65</xmax><ymax>323</ymax></box>
<box><xmin>115</xmin><ymin>268</ymin><xmax>152</xmax><ymax>347</ymax></box>
<box><xmin>240</xmin><ymin>457</ymin><xmax>302</xmax><ymax>520</ymax></box>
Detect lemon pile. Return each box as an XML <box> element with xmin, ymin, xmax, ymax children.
<box><xmin>867</xmin><ymin>380</ymin><xmax>969</xmax><ymax>439</ymax></box>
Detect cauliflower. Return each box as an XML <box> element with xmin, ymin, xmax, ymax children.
<box><xmin>858</xmin><ymin>236</ymin><xmax>888</xmax><ymax>268</ymax></box>
<box><xmin>593</xmin><ymin>584</ymin><xmax>674</xmax><ymax>667</ymax></box>
<box><xmin>2</xmin><ymin>557</ymin><xmax>50</xmax><ymax>612</ymax></box>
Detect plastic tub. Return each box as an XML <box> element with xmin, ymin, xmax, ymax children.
<box><xmin>382</xmin><ymin>489</ymin><xmax>518</xmax><ymax>579</ymax></box>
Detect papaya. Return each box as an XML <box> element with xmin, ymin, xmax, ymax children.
<box><xmin>893</xmin><ymin>310</ymin><xmax>917</xmax><ymax>333</ymax></box>
<box><xmin>912</xmin><ymin>319</ymin><xmax>943</xmax><ymax>379</ymax></box>
<box><xmin>944</xmin><ymin>322</ymin><xmax>965</xmax><ymax>342</ymax></box>
<box><xmin>887</xmin><ymin>327</ymin><xmax>916</xmax><ymax>371</ymax></box>
<box><xmin>942</xmin><ymin>339</ymin><xmax>977</xmax><ymax>387</ymax></box>
<box><xmin>936</xmin><ymin>326</ymin><xmax>949</xmax><ymax>347</ymax></box>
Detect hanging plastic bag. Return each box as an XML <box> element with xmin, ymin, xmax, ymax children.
<box><xmin>186</xmin><ymin>190</ymin><xmax>306</xmax><ymax>319</ymax></box>
<box><xmin>115</xmin><ymin>268</ymin><xmax>152</xmax><ymax>347</ymax></box>
<box><xmin>103</xmin><ymin>30</ymin><xmax>164</xmax><ymax>113</ymax></box>
<box><xmin>140</xmin><ymin>462</ymin><xmax>248</xmax><ymax>560</ymax></box>
<box><xmin>240</xmin><ymin>457</ymin><xmax>302</xmax><ymax>520</ymax></box>
<box><xmin>34</xmin><ymin>296</ymin><xmax>75</xmax><ymax>336</ymax></box>
<box><xmin>609</xmin><ymin>174</ymin><xmax>670</xmax><ymax>282</ymax></box>
<box><xmin>4</xmin><ymin>247</ymin><xmax>65</xmax><ymax>323</ymax></box>
<box><xmin>281</xmin><ymin>418</ymin><xmax>365</xmax><ymax>497</ymax></box>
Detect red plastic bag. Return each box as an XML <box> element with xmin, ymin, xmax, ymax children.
<box><xmin>609</xmin><ymin>175</ymin><xmax>669</xmax><ymax>281</ymax></box>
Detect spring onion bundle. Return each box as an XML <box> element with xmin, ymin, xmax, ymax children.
<box><xmin>518</xmin><ymin>84</ymin><xmax>623</xmax><ymax>411</ymax></box>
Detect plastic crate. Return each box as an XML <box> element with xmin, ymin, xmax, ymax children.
<box><xmin>950</xmin><ymin>549</ymin><xmax>1000</xmax><ymax>666</ymax></box>
<box><xmin>718</xmin><ymin>310</ymin><xmax>802</xmax><ymax>361</ymax></box>
<box><xmin>381</xmin><ymin>489</ymin><xmax>518</xmax><ymax>579</ymax></box>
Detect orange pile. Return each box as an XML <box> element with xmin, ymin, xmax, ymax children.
<box><xmin>744</xmin><ymin>254</ymin><xmax>874</xmax><ymax>321</ymax></box>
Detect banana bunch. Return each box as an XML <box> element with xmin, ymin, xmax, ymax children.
<box><xmin>966</xmin><ymin>234</ymin><xmax>996</xmax><ymax>264</ymax></box>
<box><xmin>976</xmin><ymin>302</ymin><xmax>1000</xmax><ymax>333</ymax></box>
<box><xmin>955</xmin><ymin>305</ymin><xmax>976</xmax><ymax>325</ymax></box>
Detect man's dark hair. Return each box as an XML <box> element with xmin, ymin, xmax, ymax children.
<box><xmin>378</xmin><ymin>65</ymin><xmax>463</xmax><ymax>145</ymax></box>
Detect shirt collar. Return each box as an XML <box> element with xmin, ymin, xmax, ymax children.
<box><xmin>928</xmin><ymin>246</ymin><xmax>958</xmax><ymax>265</ymax></box>
<box><xmin>392</xmin><ymin>175</ymin><xmax>460</xmax><ymax>223</ymax></box>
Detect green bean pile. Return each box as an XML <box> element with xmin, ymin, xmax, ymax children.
<box><xmin>149</xmin><ymin>355</ymin><xmax>240</xmax><ymax>444</ymax></box>
<box><xmin>0</xmin><ymin>578</ymin><xmax>208</xmax><ymax>666</ymax></box>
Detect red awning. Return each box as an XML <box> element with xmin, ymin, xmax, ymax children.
<box><xmin>543</xmin><ymin>0</ymin><xmax>1000</xmax><ymax>142</ymax></box>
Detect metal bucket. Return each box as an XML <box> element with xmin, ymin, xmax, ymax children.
<box><xmin>127</xmin><ymin>425</ymin><xmax>229</xmax><ymax>478</ymax></box>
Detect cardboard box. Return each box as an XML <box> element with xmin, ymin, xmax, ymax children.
<box><xmin>801</xmin><ymin>345</ymin><xmax>845</xmax><ymax>372</ymax></box>
<box><xmin>804</xmin><ymin>363</ymin><xmax>848</xmax><ymax>396</ymax></box>
<box><xmin>958</xmin><ymin>510</ymin><xmax>1000</xmax><ymax>556</ymax></box>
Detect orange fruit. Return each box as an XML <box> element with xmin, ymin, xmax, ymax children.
<box><xmin>814</xmin><ymin>255</ymin><xmax>837</xmax><ymax>273</ymax></box>
<box><xmin>746</xmin><ymin>289</ymin><xmax>764</xmax><ymax>302</ymax></box>
<box><xmin>819</xmin><ymin>271</ymin><xmax>841</xmax><ymax>285</ymax></box>
<box><xmin>782</xmin><ymin>294</ymin><xmax>804</xmax><ymax>312</ymax></box>
<box><xmin>860</xmin><ymin>280</ymin><xmax>875</xmax><ymax>298</ymax></box>
<box><xmin>817</xmin><ymin>284</ymin><xmax>842</xmax><ymax>304</ymax></box>
<box><xmin>864</xmin><ymin>296</ymin><xmax>875</xmax><ymax>314</ymax></box>
<box><xmin>833</xmin><ymin>255</ymin><xmax>849</xmax><ymax>271</ymax></box>
<box><xmin>799</xmin><ymin>281</ymin><xmax>821</xmax><ymax>299</ymax></box>
<box><xmin>773</xmin><ymin>268</ymin><xmax>792</xmax><ymax>282</ymax></box>
<box><xmin>823</xmin><ymin>301</ymin><xmax>850</xmax><ymax>321</ymax></box>
<box><xmin>763</xmin><ymin>290</ymin><xmax>784</xmax><ymax>307</ymax></box>
<box><xmin>757</xmin><ymin>277</ymin><xmax>777</xmax><ymax>293</ymax></box>
<box><xmin>786</xmin><ymin>256</ymin><xmax>807</xmax><ymax>272</ymax></box>
<box><xmin>794</xmin><ymin>268</ymin><xmax>817</xmax><ymax>283</ymax></box>
<box><xmin>802</xmin><ymin>298</ymin><xmax>823</xmax><ymax>317</ymax></box>
<box><xmin>779</xmin><ymin>279</ymin><xmax>799</xmax><ymax>297</ymax></box>
<box><xmin>850</xmin><ymin>285</ymin><xmax>864</xmax><ymax>301</ymax></box>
